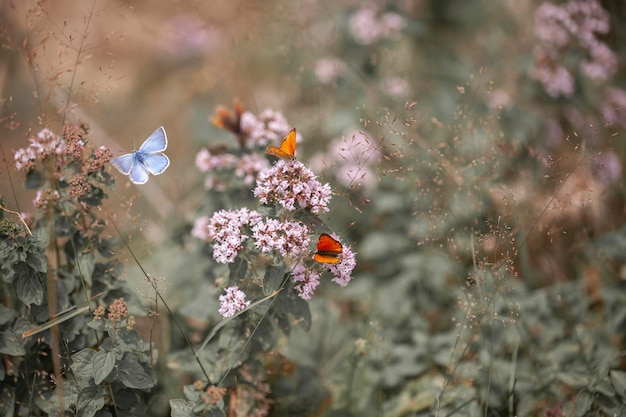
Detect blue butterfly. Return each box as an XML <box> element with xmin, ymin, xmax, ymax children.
<box><xmin>111</xmin><ymin>127</ymin><xmax>170</xmax><ymax>184</ymax></box>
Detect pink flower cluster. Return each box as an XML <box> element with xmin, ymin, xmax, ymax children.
<box><xmin>192</xmin><ymin>208</ymin><xmax>262</xmax><ymax>264</ymax></box>
<box><xmin>196</xmin><ymin>107</ymin><xmax>297</xmax><ymax>190</ymax></box>
<box><xmin>240</xmin><ymin>109</ymin><xmax>295</xmax><ymax>148</ymax></box>
<box><xmin>349</xmin><ymin>5</ymin><xmax>406</xmax><ymax>45</ymax></box>
<box><xmin>251</xmin><ymin>219</ymin><xmax>311</xmax><ymax>259</ymax></box>
<box><xmin>292</xmin><ymin>264</ymin><xmax>320</xmax><ymax>300</ymax></box>
<box><xmin>218</xmin><ymin>286</ymin><xmax>250</xmax><ymax>318</ymax></box>
<box><xmin>253</xmin><ymin>160</ymin><xmax>332</xmax><ymax>214</ymax></box>
<box><xmin>532</xmin><ymin>0</ymin><xmax>616</xmax><ymax>97</ymax></box>
<box><xmin>314</xmin><ymin>57</ymin><xmax>346</xmax><ymax>85</ymax></box>
<box><xmin>327</xmin><ymin>243</ymin><xmax>356</xmax><ymax>287</ymax></box>
<box><xmin>14</xmin><ymin>128</ymin><xmax>67</xmax><ymax>171</ymax></box>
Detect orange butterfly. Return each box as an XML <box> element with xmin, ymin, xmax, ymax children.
<box><xmin>314</xmin><ymin>233</ymin><xmax>343</xmax><ymax>264</ymax></box>
<box><xmin>266</xmin><ymin>128</ymin><xmax>296</xmax><ymax>160</ymax></box>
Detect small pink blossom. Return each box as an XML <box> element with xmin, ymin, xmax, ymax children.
<box><xmin>292</xmin><ymin>264</ymin><xmax>321</xmax><ymax>300</ymax></box>
<box><xmin>14</xmin><ymin>128</ymin><xmax>65</xmax><ymax>171</ymax></box>
<box><xmin>254</xmin><ymin>160</ymin><xmax>332</xmax><ymax>214</ymax></box>
<box><xmin>327</xmin><ymin>242</ymin><xmax>356</xmax><ymax>287</ymax></box>
<box><xmin>532</xmin><ymin>0</ymin><xmax>616</xmax><ymax>97</ymax></box>
<box><xmin>314</xmin><ymin>57</ymin><xmax>346</xmax><ymax>84</ymax></box>
<box><xmin>240</xmin><ymin>109</ymin><xmax>294</xmax><ymax>148</ymax></box>
<box><xmin>236</xmin><ymin>153</ymin><xmax>271</xmax><ymax>186</ymax></box>
<box><xmin>251</xmin><ymin>219</ymin><xmax>310</xmax><ymax>259</ymax></box>
<box><xmin>191</xmin><ymin>216</ymin><xmax>211</xmax><ymax>241</ymax></box>
<box><xmin>195</xmin><ymin>148</ymin><xmax>238</xmax><ymax>172</ymax></box>
<box><xmin>218</xmin><ymin>286</ymin><xmax>251</xmax><ymax>318</ymax></box>
<box><xmin>349</xmin><ymin>5</ymin><xmax>405</xmax><ymax>45</ymax></box>
<box><xmin>200</xmin><ymin>208</ymin><xmax>262</xmax><ymax>264</ymax></box>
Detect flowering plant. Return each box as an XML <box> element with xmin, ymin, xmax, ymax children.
<box><xmin>172</xmin><ymin>104</ymin><xmax>356</xmax><ymax>415</ymax></box>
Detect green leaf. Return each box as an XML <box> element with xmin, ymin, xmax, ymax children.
<box><xmin>15</xmin><ymin>271</ymin><xmax>44</xmax><ymax>305</ymax></box>
<box><xmin>72</xmin><ymin>349</ymin><xmax>96</xmax><ymax>381</ymax></box>
<box><xmin>77</xmin><ymin>383</ymin><xmax>105</xmax><ymax>417</ymax></box>
<box><xmin>228</xmin><ymin>253</ymin><xmax>248</xmax><ymax>286</ymax></box>
<box><xmin>0</xmin><ymin>329</ymin><xmax>25</xmax><ymax>355</ymax></box>
<box><xmin>75</xmin><ymin>252</ymin><xmax>95</xmax><ymax>285</ymax></box>
<box><xmin>117</xmin><ymin>359</ymin><xmax>154</xmax><ymax>389</ymax></box>
<box><xmin>573</xmin><ymin>390</ymin><xmax>593</xmax><ymax>417</ymax></box>
<box><xmin>610</xmin><ymin>370</ymin><xmax>626</xmax><ymax>397</ymax></box>
<box><xmin>0</xmin><ymin>305</ymin><xmax>15</xmax><ymax>325</ymax></box>
<box><xmin>92</xmin><ymin>349</ymin><xmax>116</xmax><ymax>384</ymax></box>
<box><xmin>24</xmin><ymin>170</ymin><xmax>43</xmax><ymax>189</ymax></box>
<box><xmin>25</xmin><ymin>249</ymin><xmax>47</xmax><ymax>273</ymax></box>
<box><xmin>263</xmin><ymin>264</ymin><xmax>286</xmax><ymax>295</ymax></box>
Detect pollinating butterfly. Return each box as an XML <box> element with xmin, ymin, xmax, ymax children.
<box><xmin>314</xmin><ymin>233</ymin><xmax>343</xmax><ymax>264</ymax></box>
<box><xmin>266</xmin><ymin>128</ymin><xmax>297</xmax><ymax>160</ymax></box>
<box><xmin>110</xmin><ymin>127</ymin><xmax>170</xmax><ymax>184</ymax></box>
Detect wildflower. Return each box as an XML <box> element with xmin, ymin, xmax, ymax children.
<box><xmin>381</xmin><ymin>76</ymin><xmax>410</xmax><ymax>99</ymax></box>
<box><xmin>107</xmin><ymin>298</ymin><xmax>129</xmax><ymax>322</ymax></box>
<box><xmin>292</xmin><ymin>264</ymin><xmax>321</xmax><ymax>300</ymax></box>
<box><xmin>33</xmin><ymin>189</ymin><xmax>59</xmax><ymax>211</ymax></box>
<box><xmin>68</xmin><ymin>175</ymin><xmax>92</xmax><ymax>200</ymax></box>
<box><xmin>349</xmin><ymin>5</ymin><xmax>405</xmax><ymax>45</ymax></box>
<box><xmin>602</xmin><ymin>88</ymin><xmax>626</xmax><ymax>130</ymax></box>
<box><xmin>201</xmin><ymin>208</ymin><xmax>262</xmax><ymax>264</ymax></box>
<box><xmin>93</xmin><ymin>305</ymin><xmax>106</xmax><ymax>320</ymax></box>
<box><xmin>532</xmin><ymin>0</ymin><xmax>616</xmax><ymax>97</ymax></box>
<box><xmin>251</xmin><ymin>218</ymin><xmax>310</xmax><ymax>259</ymax></box>
<box><xmin>327</xmin><ymin>243</ymin><xmax>356</xmax><ymax>287</ymax></box>
<box><xmin>84</xmin><ymin>146</ymin><xmax>113</xmax><ymax>173</ymax></box>
<box><xmin>592</xmin><ymin>151</ymin><xmax>622</xmax><ymax>184</ymax></box>
<box><xmin>14</xmin><ymin>147</ymin><xmax>36</xmax><ymax>171</ymax></box>
<box><xmin>241</xmin><ymin>109</ymin><xmax>293</xmax><ymax>148</ymax></box>
<box><xmin>218</xmin><ymin>286</ymin><xmax>250</xmax><ymax>318</ymax></box>
<box><xmin>191</xmin><ymin>216</ymin><xmax>211</xmax><ymax>241</ymax></box>
<box><xmin>314</xmin><ymin>57</ymin><xmax>346</xmax><ymax>84</ymax></box>
<box><xmin>30</xmin><ymin>128</ymin><xmax>65</xmax><ymax>157</ymax></box>
<box><xmin>235</xmin><ymin>153</ymin><xmax>271</xmax><ymax>186</ymax></box>
<box><xmin>254</xmin><ymin>160</ymin><xmax>332</xmax><ymax>214</ymax></box>
<box><xmin>195</xmin><ymin>148</ymin><xmax>238</xmax><ymax>173</ymax></box>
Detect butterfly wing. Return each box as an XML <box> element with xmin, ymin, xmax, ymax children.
<box><xmin>314</xmin><ymin>233</ymin><xmax>343</xmax><ymax>264</ymax></box>
<box><xmin>142</xmin><ymin>153</ymin><xmax>170</xmax><ymax>175</ymax></box>
<box><xmin>139</xmin><ymin>127</ymin><xmax>168</xmax><ymax>154</ymax></box>
<box><xmin>110</xmin><ymin>153</ymin><xmax>136</xmax><ymax>175</ymax></box>
<box><xmin>128</xmin><ymin>160</ymin><xmax>150</xmax><ymax>184</ymax></box>
<box><xmin>266</xmin><ymin>128</ymin><xmax>296</xmax><ymax>160</ymax></box>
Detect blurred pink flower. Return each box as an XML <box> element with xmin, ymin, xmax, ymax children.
<box><xmin>602</xmin><ymin>88</ymin><xmax>626</xmax><ymax>129</ymax></box>
<box><xmin>195</xmin><ymin>148</ymin><xmax>238</xmax><ymax>172</ymax></box>
<box><xmin>532</xmin><ymin>0</ymin><xmax>616</xmax><ymax>97</ymax></box>
<box><xmin>330</xmin><ymin>130</ymin><xmax>382</xmax><ymax>193</ymax></box>
<box><xmin>314</xmin><ymin>57</ymin><xmax>346</xmax><ymax>84</ymax></box>
<box><xmin>382</xmin><ymin>76</ymin><xmax>410</xmax><ymax>98</ymax></box>
<box><xmin>163</xmin><ymin>15</ymin><xmax>220</xmax><ymax>58</ymax></box>
<box><xmin>592</xmin><ymin>151</ymin><xmax>622</xmax><ymax>184</ymax></box>
<box><xmin>349</xmin><ymin>5</ymin><xmax>405</xmax><ymax>45</ymax></box>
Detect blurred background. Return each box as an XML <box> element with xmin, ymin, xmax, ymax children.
<box><xmin>2</xmin><ymin>0</ymin><xmax>626</xmax><ymax>415</ymax></box>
